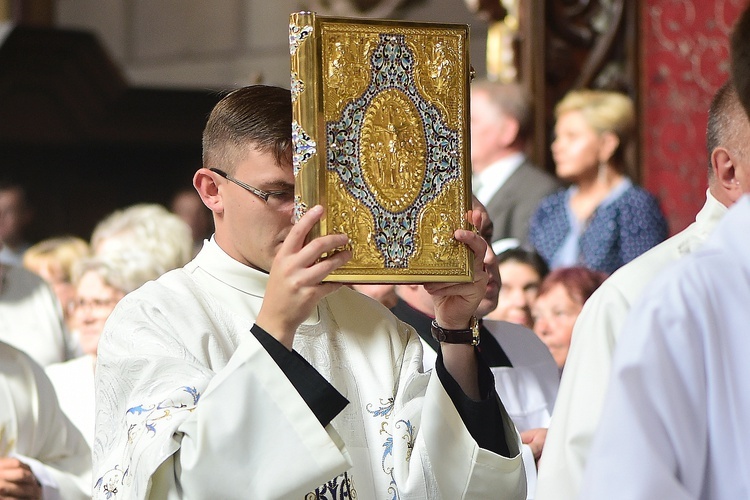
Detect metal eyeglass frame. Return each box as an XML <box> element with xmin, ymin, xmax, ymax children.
<box><xmin>209</xmin><ymin>167</ymin><xmax>292</xmax><ymax>205</ymax></box>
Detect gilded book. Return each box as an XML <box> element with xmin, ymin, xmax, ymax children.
<box><xmin>289</xmin><ymin>11</ymin><xmax>473</xmax><ymax>282</ymax></box>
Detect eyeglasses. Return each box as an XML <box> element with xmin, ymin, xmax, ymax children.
<box><xmin>210</xmin><ymin>168</ymin><xmax>294</xmax><ymax>210</ymax></box>
<box><xmin>73</xmin><ymin>297</ymin><xmax>120</xmax><ymax>314</ymax></box>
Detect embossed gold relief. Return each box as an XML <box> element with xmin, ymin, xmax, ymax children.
<box><xmin>327</xmin><ymin>181</ymin><xmax>383</xmax><ymax>268</ymax></box>
<box><xmin>360</xmin><ymin>89</ymin><xmax>426</xmax><ymax>213</ymax></box>
<box><xmin>322</xmin><ymin>31</ymin><xmax>377</xmax><ymax>118</ymax></box>
<box><xmin>411</xmin><ymin>180</ymin><xmax>462</xmax><ymax>268</ymax></box>
<box><xmin>410</xmin><ymin>35</ymin><xmax>464</xmax><ymax>130</ymax></box>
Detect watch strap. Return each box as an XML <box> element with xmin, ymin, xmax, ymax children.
<box><xmin>430</xmin><ymin>316</ymin><xmax>480</xmax><ymax>345</ymax></box>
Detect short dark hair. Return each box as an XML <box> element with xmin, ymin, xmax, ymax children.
<box><xmin>706</xmin><ymin>80</ymin><xmax>744</xmax><ymax>180</ymax></box>
<box><xmin>202</xmin><ymin>85</ymin><xmax>292</xmax><ymax>173</ymax></box>
<box><xmin>496</xmin><ymin>247</ymin><xmax>550</xmax><ymax>279</ymax></box>
<box><xmin>731</xmin><ymin>6</ymin><xmax>750</xmax><ymax>118</ymax></box>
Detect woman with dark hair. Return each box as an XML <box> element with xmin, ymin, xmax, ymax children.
<box><xmin>486</xmin><ymin>247</ymin><xmax>549</xmax><ymax>328</ymax></box>
<box><xmin>532</xmin><ymin>267</ymin><xmax>607</xmax><ymax>371</ymax></box>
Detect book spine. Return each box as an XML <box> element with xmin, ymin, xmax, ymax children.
<box><xmin>289</xmin><ymin>11</ymin><xmax>323</xmax><ymax>241</ymax></box>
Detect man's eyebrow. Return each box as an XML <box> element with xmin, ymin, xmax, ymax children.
<box><xmin>260</xmin><ymin>181</ymin><xmax>295</xmax><ymax>191</ymax></box>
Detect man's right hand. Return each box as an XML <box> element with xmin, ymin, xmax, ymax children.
<box><xmin>256</xmin><ymin>205</ymin><xmax>352</xmax><ymax>349</ymax></box>
<box><xmin>0</xmin><ymin>458</ymin><xmax>42</xmax><ymax>500</ymax></box>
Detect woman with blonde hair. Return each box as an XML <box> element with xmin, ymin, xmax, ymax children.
<box><xmin>23</xmin><ymin>236</ymin><xmax>90</xmax><ymax>325</ymax></box>
<box><xmin>528</xmin><ymin>90</ymin><xmax>667</xmax><ymax>274</ymax></box>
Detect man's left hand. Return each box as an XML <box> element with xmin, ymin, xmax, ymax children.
<box><xmin>424</xmin><ymin>209</ymin><xmax>488</xmax><ymax>329</ymax></box>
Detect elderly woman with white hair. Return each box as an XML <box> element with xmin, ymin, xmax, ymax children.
<box><xmin>45</xmin><ymin>203</ymin><xmax>193</xmax><ymax>446</ymax></box>
<box><xmin>44</xmin><ymin>251</ymin><xmax>163</xmax><ymax>446</ymax></box>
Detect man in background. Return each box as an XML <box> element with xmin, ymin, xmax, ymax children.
<box><xmin>580</xmin><ymin>39</ymin><xmax>750</xmax><ymax>493</ymax></box>
<box><xmin>470</xmin><ymin>80</ymin><xmax>560</xmax><ymax>254</ymax></box>
<box><xmin>0</xmin><ymin>179</ymin><xmax>33</xmax><ymax>266</ymax></box>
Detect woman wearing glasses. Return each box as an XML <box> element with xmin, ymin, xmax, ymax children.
<box><xmin>45</xmin><ymin>204</ymin><xmax>193</xmax><ymax>446</ymax></box>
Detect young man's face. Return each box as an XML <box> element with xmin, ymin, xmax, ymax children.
<box><xmin>213</xmin><ymin>147</ymin><xmax>296</xmax><ymax>273</ymax></box>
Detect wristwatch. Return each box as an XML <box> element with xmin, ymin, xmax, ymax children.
<box><xmin>431</xmin><ymin>316</ymin><xmax>480</xmax><ymax>346</ymax></box>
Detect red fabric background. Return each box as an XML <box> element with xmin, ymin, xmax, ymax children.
<box><xmin>641</xmin><ymin>0</ymin><xmax>747</xmax><ymax>234</ymax></box>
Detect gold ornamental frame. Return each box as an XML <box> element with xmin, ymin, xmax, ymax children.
<box><xmin>290</xmin><ymin>12</ymin><xmax>473</xmax><ymax>283</ymax></box>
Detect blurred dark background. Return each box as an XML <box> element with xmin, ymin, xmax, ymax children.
<box><xmin>0</xmin><ymin>26</ymin><xmax>222</xmax><ymax>241</ymax></box>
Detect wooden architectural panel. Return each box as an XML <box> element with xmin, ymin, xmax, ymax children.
<box><xmin>519</xmin><ymin>0</ymin><xmax>640</xmax><ymax>181</ymax></box>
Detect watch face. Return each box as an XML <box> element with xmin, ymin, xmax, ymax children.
<box><xmin>470</xmin><ymin>316</ymin><xmax>480</xmax><ymax>346</ymax></box>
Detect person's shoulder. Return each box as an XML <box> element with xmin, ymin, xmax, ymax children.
<box><xmin>601</xmin><ymin>229</ymin><xmax>690</xmax><ymax>293</ymax></box>
<box><xmin>4</xmin><ymin>263</ymin><xmax>47</xmax><ymax>294</ymax></box>
<box><xmin>619</xmin><ymin>183</ymin><xmax>661</xmax><ymax>207</ymax></box>
<box><xmin>0</xmin><ymin>339</ymin><xmax>51</xmax><ymax>389</ymax></box>
<box><xmin>103</xmin><ymin>268</ymin><xmax>204</xmax><ymax>334</ymax></box>
<box><xmin>532</xmin><ymin>188</ymin><xmax>567</xmax><ymax>216</ymax></box>
<box><xmin>123</xmin><ymin>267</ymin><xmax>195</xmax><ymax>303</ymax></box>
<box><xmin>0</xmin><ymin>339</ymin><xmax>27</xmax><ymax>367</ymax></box>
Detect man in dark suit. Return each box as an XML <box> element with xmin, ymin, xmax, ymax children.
<box><xmin>471</xmin><ymin>80</ymin><xmax>561</xmax><ymax>253</ymax></box>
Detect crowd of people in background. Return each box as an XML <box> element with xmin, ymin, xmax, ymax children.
<box><xmin>0</xmin><ymin>5</ymin><xmax>749</xmax><ymax>499</ymax></box>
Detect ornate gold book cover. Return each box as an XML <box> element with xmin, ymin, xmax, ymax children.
<box><xmin>289</xmin><ymin>11</ymin><xmax>473</xmax><ymax>283</ymax></box>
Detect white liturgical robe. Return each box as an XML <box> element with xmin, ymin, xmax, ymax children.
<box><xmin>0</xmin><ymin>341</ymin><xmax>91</xmax><ymax>499</ymax></box>
<box><xmin>579</xmin><ymin>195</ymin><xmax>750</xmax><ymax>499</ymax></box>
<box><xmin>420</xmin><ymin>320</ymin><xmax>558</xmax><ymax>500</ymax></box>
<box><xmin>0</xmin><ymin>264</ymin><xmax>78</xmax><ymax>367</ymax></box>
<box><xmin>46</xmin><ymin>354</ymin><xmax>96</xmax><ymax>447</ymax></box>
<box><xmin>536</xmin><ymin>191</ymin><xmax>727</xmax><ymax>500</ymax></box>
<box><xmin>94</xmin><ymin>239</ymin><xmax>525</xmax><ymax>499</ymax></box>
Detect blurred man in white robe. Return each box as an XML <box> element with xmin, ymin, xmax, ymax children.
<box><xmin>580</xmin><ymin>194</ymin><xmax>750</xmax><ymax>498</ymax></box>
<box><xmin>0</xmin><ymin>241</ymin><xmax>78</xmax><ymax>367</ymax></box>
<box><xmin>0</xmin><ymin>340</ymin><xmax>91</xmax><ymax>499</ymax></box>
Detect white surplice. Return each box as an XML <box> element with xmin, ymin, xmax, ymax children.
<box><xmin>579</xmin><ymin>195</ymin><xmax>750</xmax><ymax>499</ymax></box>
<box><xmin>93</xmin><ymin>239</ymin><xmax>525</xmax><ymax>499</ymax></box>
<box><xmin>46</xmin><ymin>354</ymin><xmax>96</xmax><ymax>447</ymax></box>
<box><xmin>536</xmin><ymin>191</ymin><xmax>727</xmax><ymax>500</ymax></box>
<box><xmin>0</xmin><ymin>341</ymin><xmax>91</xmax><ymax>499</ymax></box>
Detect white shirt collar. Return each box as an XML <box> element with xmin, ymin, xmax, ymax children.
<box><xmin>190</xmin><ymin>237</ymin><xmax>268</xmax><ymax>299</ymax></box>
<box><xmin>187</xmin><ymin>237</ymin><xmax>319</xmax><ymax>324</ymax></box>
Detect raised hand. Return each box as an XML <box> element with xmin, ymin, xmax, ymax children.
<box><xmin>256</xmin><ymin>205</ymin><xmax>352</xmax><ymax>349</ymax></box>
<box><xmin>424</xmin><ymin>209</ymin><xmax>489</xmax><ymax>330</ymax></box>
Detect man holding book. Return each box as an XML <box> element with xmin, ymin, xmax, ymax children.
<box><xmin>93</xmin><ymin>85</ymin><xmax>526</xmax><ymax>499</ymax></box>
